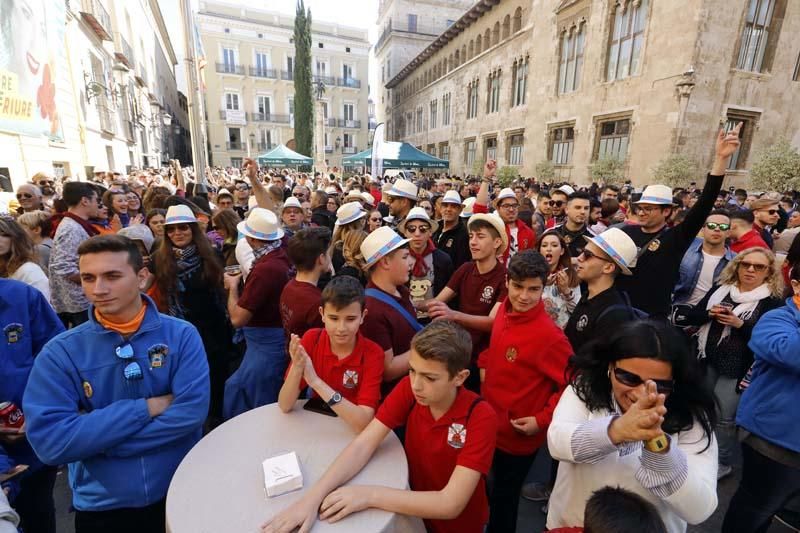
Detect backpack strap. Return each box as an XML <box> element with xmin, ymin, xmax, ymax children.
<box><xmin>634</xmin><ymin>227</ymin><xmax>667</xmax><ymax>260</ymax></box>
<box><xmin>365</xmin><ymin>288</ymin><xmax>424</xmax><ymax>332</ymax></box>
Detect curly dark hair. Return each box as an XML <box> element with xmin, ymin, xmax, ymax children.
<box><xmin>567</xmin><ymin>320</ymin><xmax>716</xmax><ymax>450</ymax></box>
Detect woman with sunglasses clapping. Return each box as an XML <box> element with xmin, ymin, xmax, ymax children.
<box><xmin>680</xmin><ymin>247</ymin><xmax>783</xmax><ymax>481</ymax></box>
<box><xmin>546</xmin><ymin>320</ymin><xmax>718</xmax><ymax>533</ymax></box>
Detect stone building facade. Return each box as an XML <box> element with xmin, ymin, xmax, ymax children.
<box><xmin>0</xmin><ymin>0</ymin><xmax>188</xmax><ymax>188</ymax></box>
<box><xmin>386</xmin><ymin>0</ymin><xmax>800</xmax><ymax>186</ymax></box>
<box><xmin>197</xmin><ymin>1</ymin><xmax>370</xmax><ymax>169</ymax></box>
<box><xmin>373</xmin><ymin>0</ymin><xmax>475</xmax><ymax>125</ymax></box>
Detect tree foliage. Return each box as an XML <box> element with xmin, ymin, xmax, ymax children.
<box><xmin>497</xmin><ymin>166</ymin><xmax>520</xmax><ymax>188</ymax></box>
<box><xmin>749</xmin><ymin>137</ymin><xmax>800</xmax><ymax>192</ymax></box>
<box><xmin>651</xmin><ymin>153</ymin><xmax>699</xmax><ymax>188</ymax></box>
<box><xmin>589</xmin><ymin>157</ymin><xmax>626</xmax><ymax>186</ymax></box>
<box><xmin>293</xmin><ymin>0</ymin><xmax>314</xmax><ymax>157</ymax></box>
<box><xmin>534</xmin><ymin>160</ymin><xmax>555</xmax><ymax>182</ymax></box>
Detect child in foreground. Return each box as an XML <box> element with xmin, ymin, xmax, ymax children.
<box><xmin>278</xmin><ymin>275</ymin><xmax>384</xmax><ymax>433</ymax></box>
<box><xmin>263</xmin><ymin>320</ymin><xmax>497</xmax><ymax>533</ymax></box>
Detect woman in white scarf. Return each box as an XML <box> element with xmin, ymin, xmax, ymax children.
<box><xmin>683</xmin><ymin>247</ymin><xmax>784</xmax><ymax>480</ymax></box>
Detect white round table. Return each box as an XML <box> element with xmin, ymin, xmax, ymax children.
<box><xmin>166</xmin><ymin>401</ymin><xmax>425</xmax><ymax>533</ymax></box>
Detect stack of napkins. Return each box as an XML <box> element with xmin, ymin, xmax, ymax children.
<box><xmin>262</xmin><ymin>452</ymin><xmax>303</xmax><ymax>497</ymax></box>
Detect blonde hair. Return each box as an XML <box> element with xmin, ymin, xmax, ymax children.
<box><xmin>16</xmin><ymin>210</ymin><xmax>50</xmax><ymax>232</ymax></box>
<box><xmin>717</xmin><ymin>247</ymin><xmax>784</xmax><ymax>298</ymax></box>
<box><xmin>331</xmin><ymin>219</ymin><xmax>367</xmax><ymax>273</ymax></box>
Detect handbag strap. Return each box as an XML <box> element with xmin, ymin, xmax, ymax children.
<box><xmin>365</xmin><ymin>288</ymin><xmax>424</xmax><ymax>332</ymax></box>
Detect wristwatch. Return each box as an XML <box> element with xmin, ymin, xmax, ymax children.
<box><xmin>327</xmin><ymin>392</ymin><xmax>343</xmax><ymax>407</ymax></box>
<box><xmin>644</xmin><ymin>434</ymin><xmax>670</xmax><ymax>453</ymax></box>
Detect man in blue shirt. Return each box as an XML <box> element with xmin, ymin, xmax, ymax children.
<box><xmin>24</xmin><ymin>235</ymin><xmax>210</xmax><ymax>533</ymax></box>
<box><xmin>0</xmin><ymin>278</ymin><xmax>63</xmax><ymax>533</ymax></box>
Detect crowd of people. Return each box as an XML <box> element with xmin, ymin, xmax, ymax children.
<box><xmin>0</xmin><ymin>125</ymin><xmax>798</xmax><ymax>533</ymax></box>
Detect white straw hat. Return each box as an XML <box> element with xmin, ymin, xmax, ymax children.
<box><xmin>583</xmin><ymin>227</ymin><xmax>638</xmax><ymax>275</ymax></box>
<box><xmin>461</xmin><ymin>197</ymin><xmax>477</xmax><ymax>218</ymax></box>
<box><xmin>496</xmin><ymin>188</ymin><xmax>516</xmax><ymax>202</ymax></box>
<box><xmin>634</xmin><ymin>184</ymin><xmax>675</xmax><ymax>206</ymax></box>
<box><xmin>163</xmin><ymin>205</ymin><xmax>198</xmax><ymax>225</ymax></box>
<box><xmin>467</xmin><ymin>213</ymin><xmax>508</xmax><ymax>256</ymax></box>
<box><xmin>335</xmin><ymin>201</ymin><xmax>367</xmax><ymax>226</ymax></box>
<box><xmin>399</xmin><ymin>206</ymin><xmax>439</xmax><ymax>235</ymax></box>
<box><xmin>557</xmin><ymin>184</ymin><xmax>576</xmax><ymax>196</ymax></box>
<box><xmin>387</xmin><ymin>179</ymin><xmax>418</xmax><ymax>201</ymax></box>
<box><xmin>360</xmin><ymin>226</ymin><xmax>409</xmax><ymax>268</ymax></box>
<box><xmin>441</xmin><ymin>190</ymin><xmax>462</xmax><ymax>205</ymax></box>
<box><xmin>360</xmin><ymin>191</ymin><xmax>376</xmax><ymax>207</ymax></box>
<box><xmin>283</xmin><ymin>197</ymin><xmax>302</xmax><ymax>210</ymax></box>
<box><xmin>237</xmin><ymin>207</ymin><xmax>284</xmax><ymax>241</ymax></box>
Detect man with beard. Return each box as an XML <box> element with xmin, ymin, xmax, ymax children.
<box><xmin>32</xmin><ymin>173</ymin><xmax>57</xmax><ymax>209</ymax></box>
<box><xmin>548</xmin><ymin>188</ymin><xmax>569</xmax><ymax>229</ymax></box>
<box><xmin>14</xmin><ymin>184</ymin><xmax>44</xmax><ymax>215</ymax></box>
<box><xmin>545</xmin><ymin>192</ymin><xmax>594</xmax><ymax>258</ymax></box>
<box><xmin>384</xmin><ymin>179</ymin><xmax>418</xmax><ymax>230</ymax></box>
<box><xmin>232</xmin><ymin>180</ymin><xmax>251</xmax><ymax>220</ymax></box>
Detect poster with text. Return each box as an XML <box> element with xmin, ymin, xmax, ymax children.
<box><xmin>0</xmin><ymin>0</ymin><xmax>66</xmax><ymax>141</ymax></box>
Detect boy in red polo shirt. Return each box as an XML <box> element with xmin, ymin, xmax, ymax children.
<box><xmin>280</xmin><ymin>227</ymin><xmax>331</xmax><ymax>339</ymax></box>
<box><xmin>427</xmin><ymin>214</ymin><xmax>508</xmax><ymax>391</ymax></box>
<box><xmin>478</xmin><ymin>249</ymin><xmax>573</xmax><ymax>533</ymax></box>
<box><xmin>262</xmin><ymin>321</ymin><xmax>497</xmax><ymax>533</ymax></box>
<box><xmin>278</xmin><ymin>276</ymin><xmax>383</xmax><ymax>433</ymax></box>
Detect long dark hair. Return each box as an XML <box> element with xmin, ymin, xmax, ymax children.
<box><xmin>568</xmin><ymin>320</ymin><xmax>716</xmax><ymax>450</ymax></box>
<box><xmin>153</xmin><ymin>223</ymin><xmax>223</xmax><ymax>298</ymax></box>
<box><xmin>536</xmin><ymin>231</ymin><xmax>579</xmax><ymax>288</ymax></box>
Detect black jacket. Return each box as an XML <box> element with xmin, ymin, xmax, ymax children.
<box><xmin>433</xmin><ymin>221</ymin><xmax>470</xmax><ymax>271</ymax></box>
<box><xmin>615</xmin><ymin>173</ymin><xmax>724</xmax><ymax>317</ymax></box>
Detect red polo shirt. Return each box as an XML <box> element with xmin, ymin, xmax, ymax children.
<box><xmin>446</xmin><ymin>260</ymin><xmax>507</xmax><ymax>358</ymax></box>
<box><xmin>287</xmin><ymin>329</ymin><xmax>384</xmax><ymax>409</ymax></box>
<box><xmin>362</xmin><ymin>281</ymin><xmax>417</xmax><ymax>357</ymax></box>
<box><xmin>279</xmin><ymin>278</ymin><xmax>323</xmax><ymax>339</ymax></box>
<box><xmin>238</xmin><ymin>248</ymin><xmax>292</xmax><ymax>328</ymax></box>
<box><xmin>376</xmin><ymin>376</ymin><xmax>497</xmax><ymax>533</ymax></box>
<box><xmin>478</xmin><ymin>298</ymin><xmax>573</xmax><ymax>455</ymax></box>
<box><xmin>473</xmin><ymin>203</ymin><xmax>536</xmax><ymax>265</ymax></box>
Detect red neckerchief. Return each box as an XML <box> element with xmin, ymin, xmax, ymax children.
<box><xmin>409</xmin><ymin>240</ymin><xmax>436</xmax><ymax>277</ymax></box>
<box><xmin>62</xmin><ymin>212</ymin><xmax>100</xmax><ymax>237</ymax></box>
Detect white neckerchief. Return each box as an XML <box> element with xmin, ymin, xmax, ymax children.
<box><xmin>695</xmin><ymin>283</ymin><xmax>771</xmax><ymax>359</ymax></box>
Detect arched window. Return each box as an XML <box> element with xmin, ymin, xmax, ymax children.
<box><xmin>461</xmin><ymin>45</ymin><xmax>466</xmax><ymax>63</ymax></box>
<box><xmin>502</xmin><ymin>15</ymin><xmax>510</xmax><ymax>39</ymax></box>
<box><xmin>485</xmin><ymin>29</ymin><xmax>491</xmax><ymax>48</ymax></box>
<box><xmin>513</xmin><ymin>7</ymin><xmax>522</xmax><ymax>32</ymax></box>
<box><xmin>455</xmin><ymin>49</ymin><xmax>460</xmax><ymax>66</ymax></box>
<box><xmin>476</xmin><ymin>34</ymin><xmax>482</xmax><ymax>54</ymax></box>
<box><xmin>558</xmin><ymin>24</ymin><xmax>585</xmax><ymax>94</ymax></box>
<box><xmin>449</xmin><ymin>53</ymin><xmax>454</xmax><ymax>70</ymax></box>
<box><xmin>468</xmin><ymin>40</ymin><xmax>474</xmax><ymax>59</ymax></box>
<box><xmin>493</xmin><ymin>22</ymin><xmax>500</xmax><ymax>45</ymax></box>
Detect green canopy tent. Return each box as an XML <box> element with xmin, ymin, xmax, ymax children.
<box><xmin>342</xmin><ymin>141</ymin><xmax>449</xmax><ymax>169</ymax></box>
<box><xmin>256</xmin><ymin>144</ymin><xmax>313</xmax><ymax>167</ymax></box>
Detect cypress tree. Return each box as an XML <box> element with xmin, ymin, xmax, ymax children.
<box><xmin>293</xmin><ymin>0</ymin><xmax>314</xmax><ymax>157</ymax></box>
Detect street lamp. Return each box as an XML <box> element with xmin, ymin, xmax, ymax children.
<box><xmin>249</xmin><ymin>132</ymin><xmax>256</xmax><ymax>157</ymax></box>
<box><xmin>335</xmin><ymin>136</ymin><xmax>341</xmax><ymax>150</ymax></box>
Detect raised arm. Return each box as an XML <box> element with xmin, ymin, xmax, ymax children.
<box><xmin>243</xmin><ymin>157</ymin><xmax>275</xmax><ymax>212</ymax></box>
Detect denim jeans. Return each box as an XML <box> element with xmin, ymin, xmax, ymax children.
<box><xmin>704</xmin><ymin>366</ymin><xmax>741</xmax><ymax>466</ymax></box>
<box><xmin>722</xmin><ymin>443</ymin><xmax>800</xmax><ymax>533</ymax></box>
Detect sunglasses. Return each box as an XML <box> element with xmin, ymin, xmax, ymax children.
<box><xmin>738</xmin><ymin>261</ymin><xmax>769</xmax><ymax>273</ymax></box>
<box><xmin>705</xmin><ymin>222</ymin><xmax>730</xmax><ymax>231</ymax></box>
<box><xmin>116</xmin><ymin>343</ymin><xmax>143</xmax><ymax>380</ymax></box>
<box><xmin>613</xmin><ymin>367</ymin><xmax>674</xmax><ymax>395</ymax></box>
<box><xmin>235</xmin><ymin>185</ymin><xmax>249</xmax><ymax>191</ymax></box>
<box><xmin>16</xmin><ymin>193</ymin><xmax>33</xmax><ymax>200</ymax></box>
<box><xmin>552</xmin><ymin>200</ymin><xmax>565</xmax><ymax>207</ymax></box>
<box><xmin>38</xmin><ymin>180</ymin><xmax>53</xmax><ymax>186</ymax></box>
<box><xmin>293</xmin><ymin>193</ymin><xmax>306</xmax><ymax>198</ymax></box>
<box><xmin>761</xmin><ymin>209</ymin><xmax>779</xmax><ymax>215</ymax></box>
<box><xmin>580</xmin><ymin>248</ymin><xmax>612</xmax><ymax>263</ymax></box>
<box><xmin>636</xmin><ymin>205</ymin><xmax>664</xmax><ymax>213</ymax></box>
<box><xmin>406</xmin><ymin>224</ymin><xmax>430</xmax><ymax>234</ymax></box>
<box><xmin>165</xmin><ymin>223</ymin><xmax>192</xmax><ymax>233</ymax></box>
<box><xmin>369</xmin><ymin>217</ymin><xmax>382</xmax><ymax>222</ymax></box>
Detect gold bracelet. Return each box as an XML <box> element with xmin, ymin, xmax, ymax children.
<box><xmin>644</xmin><ymin>434</ymin><xmax>670</xmax><ymax>453</ymax></box>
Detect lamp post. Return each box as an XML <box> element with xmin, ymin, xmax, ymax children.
<box><xmin>314</xmin><ymin>80</ymin><xmax>327</xmax><ymax>174</ymax></box>
<box><xmin>248</xmin><ymin>132</ymin><xmax>255</xmax><ymax>158</ymax></box>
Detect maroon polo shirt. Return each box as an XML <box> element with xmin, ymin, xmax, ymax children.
<box><xmin>362</xmin><ymin>280</ymin><xmax>417</xmax><ymax>357</ymax></box>
<box><xmin>238</xmin><ymin>248</ymin><xmax>292</xmax><ymax>328</ymax></box>
<box><xmin>279</xmin><ymin>278</ymin><xmax>323</xmax><ymax>339</ymax></box>
<box><xmin>446</xmin><ymin>260</ymin><xmax>508</xmax><ymax>358</ymax></box>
